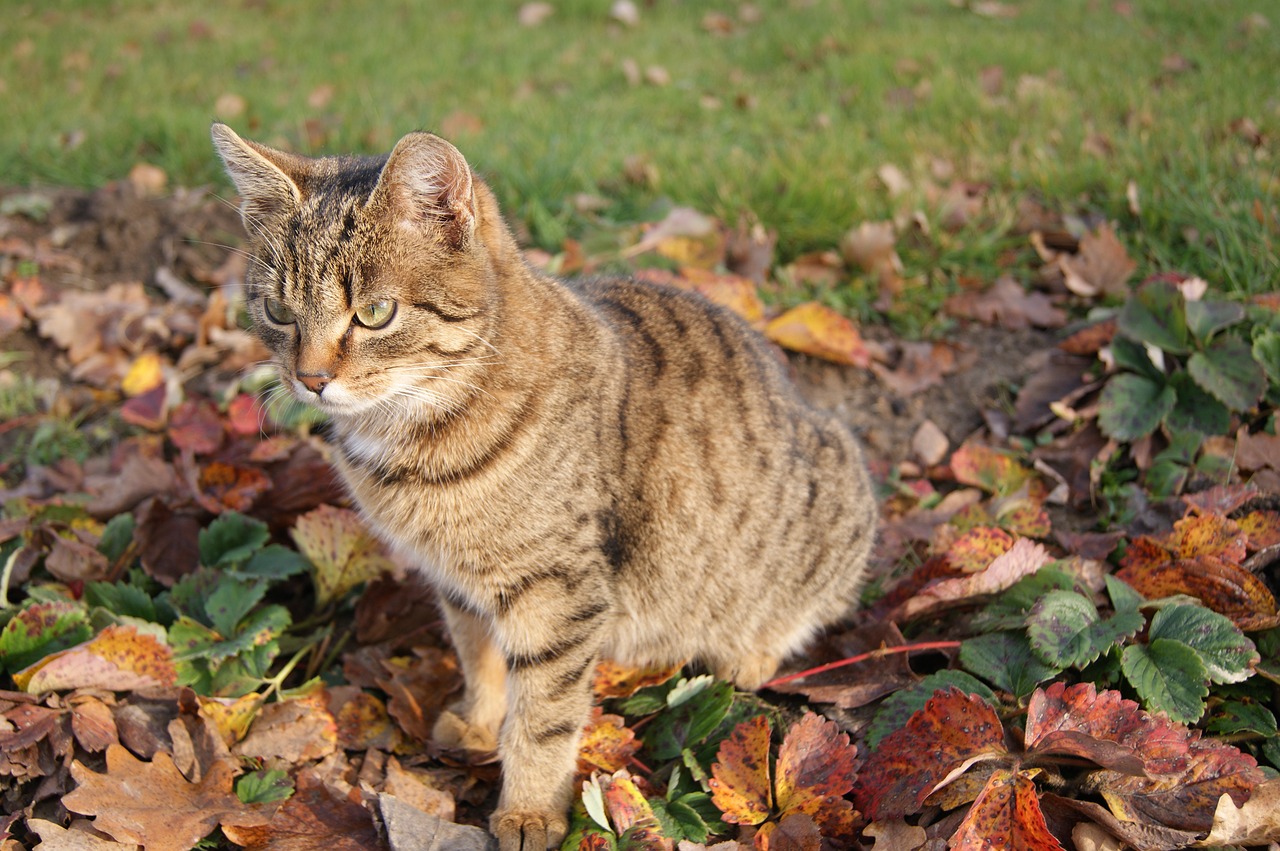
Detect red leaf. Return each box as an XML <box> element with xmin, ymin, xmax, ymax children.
<box><xmin>168</xmin><ymin>399</ymin><xmax>225</xmax><ymax>455</ymax></box>
<box><xmin>948</xmin><ymin>768</ymin><xmax>1065</xmax><ymax>851</ymax></box>
<box><xmin>854</xmin><ymin>688</ymin><xmax>1008</xmax><ymax>820</ymax></box>
<box><xmin>1116</xmin><ymin>555</ymin><xmax>1280</xmax><ymax>630</ymax></box>
<box><xmin>1024</xmin><ymin>682</ymin><xmax>1191</xmax><ymax>776</ymax></box>
<box><xmin>709</xmin><ymin>714</ymin><xmax>773</xmax><ymax>825</ymax></box>
<box><xmin>193</xmin><ymin>461</ymin><xmax>271</xmax><ymax>514</ymax></box>
<box><xmin>226</xmin><ymin>393</ymin><xmax>266</xmax><ymax>437</ymax></box>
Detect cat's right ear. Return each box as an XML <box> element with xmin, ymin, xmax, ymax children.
<box><xmin>211</xmin><ymin>122</ymin><xmax>304</xmax><ymax>230</ymax></box>
<box><xmin>369</xmin><ymin>132</ymin><xmax>476</xmax><ymax>251</ymax></box>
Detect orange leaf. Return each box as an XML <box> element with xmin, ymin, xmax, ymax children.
<box><xmin>223</xmin><ymin>772</ymin><xmax>377</xmax><ymax>850</ymax></box>
<box><xmin>675</xmin><ymin>268</ymin><xmax>766</xmax><ymax>326</ymax></box>
<box><xmin>854</xmin><ymin>688</ymin><xmax>1008</xmax><ymax>820</ymax></box>
<box><xmin>945</xmin><ymin>526</ymin><xmax>1016</xmax><ymax>574</ymax></box>
<box><xmin>592</xmin><ymin>659</ymin><xmax>682</xmax><ymax>700</ymax></box>
<box><xmin>578</xmin><ymin>707</ymin><xmax>640</xmax><ymax>776</ymax></box>
<box><xmin>1166</xmin><ymin>513</ymin><xmax>1247</xmax><ymax>563</ymax></box>
<box><xmin>194</xmin><ymin>461</ymin><xmax>271</xmax><ymax>514</ymax></box>
<box><xmin>894</xmin><ymin>537</ymin><xmax>1053</xmax><ymax>621</ymax></box>
<box><xmin>599</xmin><ymin>769</ymin><xmax>664</xmax><ymax>838</ymax></box>
<box><xmin>710</xmin><ymin>714</ymin><xmax>773</xmax><ymax>825</ymax></box>
<box><xmin>774</xmin><ymin>712</ymin><xmax>859</xmax><ymax>839</ymax></box>
<box><xmin>948</xmin><ymin>769</ymin><xmax>1065</xmax><ymax>851</ymax></box>
<box><xmin>765</xmin><ymin>302</ymin><xmax>871</xmax><ymax>367</ymax></box>
<box><xmin>15</xmin><ymin>625</ymin><xmax>176</xmax><ymax>693</ymax></box>
<box><xmin>1116</xmin><ymin>556</ymin><xmax>1280</xmax><ymax>630</ymax></box>
<box><xmin>1238</xmin><ymin>510</ymin><xmax>1280</xmax><ymax>551</ymax></box>
<box><xmin>949</xmin><ymin>444</ymin><xmax>1035</xmax><ymax>497</ymax></box>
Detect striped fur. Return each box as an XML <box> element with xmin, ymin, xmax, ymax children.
<box><xmin>212</xmin><ymin>123</ymin><xmax>877</xmax><ymax>851</ymax></box>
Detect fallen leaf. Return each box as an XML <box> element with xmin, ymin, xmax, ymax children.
<box><xmin>234</xmin><ymin>697</ymin><xmax>337</xmax><ymax>763</ymax></box>
<box><xmin>673</xmin><ymin>268</ymin><xmax>765</xmax><ymax>326</ymax></box>
<box><xmin>64</xmin><ymin>744</ymin><xmax>265</xmax><ymax>850</ymax></box>
<box><xmin>910</xmin><ymin>419</ymin><xmax>949</xmax><ymax>466</ymax></box>
<box><xmin>291</xmin><ymin>505</ymin><xmax>396</xmax><ymax>606</ymax></box>
<box><xmin>121</xmin><ymin>352</ymin><xmax>164</xmax><ymax>397</ymax></box>
<box><xmin>949</xmin><ymin>769</ymin><xmax>1064</xmax><ymax>851</ymax></box>
<box><xmin>765</xmin><ymin>302</ymin><xmax>872</xmax><ymax>367</ymax></box>
<box><xmin>517</xmin><ymin>2</ymin><xmax>553</xmax><ymax>27</ymax></box>
<box><xmin>592</xmin><ymin>659</ymin><xmax>682</xmax><ymax>699</ymax></box>
<box><xmin>168</xmin><ymin>399</ymin><xmax>225</xmax><ymax>455</ymax></box>
<box><xmin>15</xmin><ymin>625</ymin><xmax>176</xmax><ymax>694</ymax></box>
<box><xmin>870</xmin><ymin>341</ymin><xmax>967</xmax><ymax>396</ymax></box>
<box><xmin>27</xmin><ymin>819</ymin><xmax>140</xmax><ymax>850</ymax></box>
<box><xmin>943</xmin><ymin>275</ymin><xmax>1066</xmax><ymax>329</ymax></box>
<box><xmin>1059</xmin><ymin>224</ymin><xmax>1137</xmax><ymax>298</ymax></box>
<box><xmin>854</xmin><ymin>688</ymin><xmax>1008</xmax><ymax>820</ymax></box>
<box><xmin>894</xmin><ymin>538</ymin><xmax>1054</xmax><ymax>621</ymax></box>
<box><xmin>773</xmin><ymin>712</ymin><xmax>859</xmax><ymax>839</ymax></box>
<box><xmin>1199</xmin><ymin>776</ymin><xmax>1280</xmax><ymax>845</ymax></box>
<box><xmin>577</xmin><ymin>707</ymin><xmax>640</xmax><ymax>775</ymax></box>
<box><xmin>223</xmin><ymin>772</ymin><xmax>377</xmax><ymax>850</ymax></box>
<box><xmin>709</xmin><ymin>714</ymin><xmax>772</xmax><ymax>825</ymax></box>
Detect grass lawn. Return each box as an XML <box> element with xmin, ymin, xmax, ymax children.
<box><xmin>3</xmin><ymin>0</ymin><xmax>1276</xmax><ymax>294</ymax></box>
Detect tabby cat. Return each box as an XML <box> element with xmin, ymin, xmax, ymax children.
<box><xmin>212</xmin><ymin>123</ymin><xmax>877</xmax><ymax>851</ymax></box>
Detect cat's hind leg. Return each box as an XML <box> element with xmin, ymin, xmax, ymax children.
<box><xmin>434</xmin><ymin>600</ymin><xmax>506</xmax><ymax>753</ymax></box>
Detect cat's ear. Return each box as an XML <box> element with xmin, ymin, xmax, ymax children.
<box><xmin>370</xmin><ymin>132</ymin><xmax>476</xmax><ymax>250</ymax></box>
<box><xmin>211</xmin><ymin>122</ymin><xmax>305</xmax><ymax>230</ymax></box>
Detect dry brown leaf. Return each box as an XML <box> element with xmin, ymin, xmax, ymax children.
<box><xmin>1059</xmin><ymin>224</ymin><xmax>1137</xmax><ymax>297</ymax></box>
<box><xmin>1197</xmin><ymin>777</ymin><xmax>1280</xmax><ymax>845</ymax></box>
<box><xmin>27</xmin><ymin>819</ymin><xmax>140</xmax><ymax>851</ymax></box>
<box><xmin>234</xmin><ymin>697</ymin><xmax>337</xmax><ymax>764</ymax></box>
<box><xmin>63</xmin><ymin>745</ymin><xmax>266</xmax><ymax>851</ymax></box>
<box><xmin>943</xmin><ymin>275</ymin><xmax>1066</xmax><ymax>329</ymax></box>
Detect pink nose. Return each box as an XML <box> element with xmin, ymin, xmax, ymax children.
<box><xmin>298</xmin><ymin>373</ymin><xmax>331</xmax><ymax>394</ymax></box>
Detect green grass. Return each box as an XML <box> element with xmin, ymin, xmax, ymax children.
<box><xmin>3</xmin><ymin>0</ymin><xmax>1277</xmax><ymax>292</ymax></box>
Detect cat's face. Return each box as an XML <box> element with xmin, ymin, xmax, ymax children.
<box><xmin>213</xmin><ymin>124</ymin><xmax>495</xmax><ymax>422</ymax></box>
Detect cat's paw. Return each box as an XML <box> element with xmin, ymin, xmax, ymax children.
<box><xmin>491</xmin><ymin>808</ymin><xmax>568</xmax><ymax>851</ymax></box>
<box><xmin>714</xmin><ymin>653</ymin><xmax>780</xmax><ymax>691</ymax></box>
<box><xmin>432</xmin><ymin>708</ymin><xmax>499</xmax><ymax>753</ymax></box>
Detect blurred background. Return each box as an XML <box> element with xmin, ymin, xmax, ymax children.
<box><xmin>2</xmin><ymin>0</ymin><xmax>1276</xmax><ymax>289</ymax></box>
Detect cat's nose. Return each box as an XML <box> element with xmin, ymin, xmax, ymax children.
<box><xmin>298</xmin><ymin>372</ymin><xmax>331</xmax><ymax>395</ymax></box>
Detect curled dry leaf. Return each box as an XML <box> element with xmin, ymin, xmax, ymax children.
<box><xmin>893</xmin><ymin>537</ymin><xmax>1053</xmax><ymax>621</ymax></box>
<box><xmin>943</xmin><ymin>275</ymin><xmax>1067</xmax><ymax>330</ymax></box>
<box><xmin>1058</xmin><ymin>224</ymin><xmax>1137</xmax><ymax>298</ymax></box>
<box><xmin>233</xmin><ymin>697</ymin><xmax>337</xmax><ymax>764</ymax></box>
<box><xmin>1199</xmin><ymin>776</ymin><xmax>1280</xmax><ymax>846</ymax></box>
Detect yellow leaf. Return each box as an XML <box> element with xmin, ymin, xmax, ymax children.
<box><xmin>290</xmin><ymin>505</ymin><xmax>395</xmax><ymax>606</ymax></box>
<box><xmin>765</xmin><ymin>302</ymin><xmax>871</xmax><ymax>367</ymax></box>
<box><xmin>15</xmin><ymin>625</ymin><xmax>176</xmax><ymax>693</ymax></box>
<box><xmin>197</xmin><ymin>693</ymin><xmax>262</xmax><ymax>746</ymax></box>
<box><xmin>121</xmin><ymin>351</ymin><xmax>165</xmax><ymax>397</ymax></box>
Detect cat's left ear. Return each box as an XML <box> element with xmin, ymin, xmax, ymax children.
<box><xmin>371</xmin><ymin>133</ymin><xmax>476</xmax><ymax>250</ymax></box>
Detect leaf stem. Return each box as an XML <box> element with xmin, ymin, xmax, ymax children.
<box><xmin>761</xmin><ymin>640</ymin><xmax>962</xmax><ymax>689</ymax></box>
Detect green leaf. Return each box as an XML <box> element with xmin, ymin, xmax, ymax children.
<box><xmin>649</xmin><ymin>797</ymin><xmax>709</xmax><ymax>844</ymax></box>
<box><xmin>1262</xmin><ymin>736</ymin><xmax>1280</xmax><ymax>771</ymax></box>
<box><xmin>1117</xmin><ymin>279</ymin><xmax>1190</xmax><ymax>354</ymax></box>
<box><xmin>619</xmin><ymin>679</ymin><xmax>676</xmax><ymax>716</ymax></box>
<box><xmin>84</xmin><ymin>580</ymin><xmax>158</xmax><ymax>621</ymax></box>
<box><xmin>236</xmin><ymin>769</ymin><xmax>294</xmax><ymax>804</ymax></box>
<box><xmin>1144</xmin><ymin>459</ymin><xmax>1190</xmax><ymax>499</ymax></box>
<box><xmin>1027</xmin><ymin>590</ymin><xmax>1144</xmax><ymax>669</ymax></box>
<box><xmin>1109</xmin><ymin>334</ymin><xmax>1164</xmax><ymax>381</ymax></box>
<box><xmin>1185</xmin><ymin>298</ymin><xmax>1245</xmax><ymax>344</ymax></box>
<box><xmin>865</xmin><ymin>671</ymin><xmax>996</xmax><ymax>750</ymax></box>
<box><xmin>205</xmin><ymin>578</ymin><xmax>269</xmax><ymax>638</ymax></box>
<box><xmin>972</xmin><ymin>567</ymin><xmax>1080</xmax><ymax>632</ymax></box>
<box><xmin>667</xmin><ymin>675</ymin><xmax>715</xmax><ymax>709</ymax></box>
<box><xmin>1165</xmin><ymin>372</ymin><xmax>1231</xmax><ymax>436</ymax></box>
<box><xmin>1105</xmin><ymin>575</ymin><xmax>1144</xmax><ymax>613</ymax></box>
<box><xmin>1148</xmin><ymin>603</ymin><xmax>1258</xmax><ymax>685</ymax></box>
<box><xmin>1206</xmin><ymin>700</ymin><xmax>1278</xmax><ymax>737</ymax></box>
<box><xmin>1097</xmin><ymin>373</ymin><xmax>1176</xmax><ymax>441</ymax></box>
<box><xmin>239</xmin><ymin>545</ymin><xmax>310</xmax><ymax>579</ymax></box>
<box><xmin>1121</xmin><ymin>639</ymin><xmax>1209</xmax><ymax>723</ymax></box>
<box><xmin>960</xmin><ymin>631</ymin><xmax>1062</xmax><ymax>698</ymax></box>
<box><xmin>97</xmin><ymin>513</ymin><xmax>136</xmax><ymax>563</ymax></box>
<box><xmin>1188</xmin><ymin>335</ymin><xmax>1267</xmax><ymax>412</ymax></box>
<box><xmin>210</xmin><ymin>642</ymin><xmax>278</xmax><ymax>697</ymax></box>
<box><xmin>646</xmin><ymin>679</ymin><xmax>734</xmax><ymax>760</ymax></box>
<box><xmin>198</xmin><ymin>512</ymin><xmax>270</xmax><ymax>569</ymax></box>
<box><xmin>0</xmin><ymin>601</ymin><xmax>93</xmax><ymax>673</ymax></box>
<box><xmin>1253</xmin><ymin>329</ymin><xmax>1280</xmax><ymax>385</ymax></box>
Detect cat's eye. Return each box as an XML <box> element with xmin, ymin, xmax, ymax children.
<box><xmin>354</xmin><ymin>300</ymin><xmax>397</xmax><ymax>329</ymax></box>
<box><xmin>263</xmin><ymin>296</ymin><xmax>296</xmax><ymax>325</ymax></box>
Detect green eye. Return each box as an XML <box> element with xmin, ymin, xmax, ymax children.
<box><xmin>354</xmin><ymin>300</ymin><xmax>396</xmax><ymax>329</ymax></box>
<box><xmin>263</xmin><ymin>296</ymin><xmax>296</xmax><ymax>324</ymax></box>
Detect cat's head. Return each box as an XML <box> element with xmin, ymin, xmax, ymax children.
<box><xmin>211</xmin><ymin>123</ymin><xmax>498</xmax><ymax>421</ymax></box>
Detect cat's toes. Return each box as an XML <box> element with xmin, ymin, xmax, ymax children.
<box><xmin>432</xmin><ymin>708</ymin><xmax>499</xmax><ymax>753</ymax></box>
<box><xmin>715</xmin><ymin>654</ymin><xmax>780</xmax><ymax>691</ymax></box>
<box><xmin>491</xmin><ymin>808</ymin><xmax>567</xmax><ymax>851</ymax></box>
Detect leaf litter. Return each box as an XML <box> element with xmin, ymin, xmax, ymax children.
<box><xmin>0</xmin><ymin>158</ymin><xmax>1278</xmax><ymax>851</ymax></box>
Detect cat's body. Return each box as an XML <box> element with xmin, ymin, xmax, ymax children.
<box><xmin>212</xmin><ymin>124</ymin><xmax>876</xmax><ymax>851</ymax></box>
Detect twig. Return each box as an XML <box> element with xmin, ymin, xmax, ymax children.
<box><xmin>762</xmin><ymin>640</ymin><xmax>962</xmax><ymax>689</ymax></box>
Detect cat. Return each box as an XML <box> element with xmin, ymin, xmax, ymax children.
<box><xmin>211</xmin><ymin>122</ymin><xmax>877</xmax><ymax>851</ymax></box>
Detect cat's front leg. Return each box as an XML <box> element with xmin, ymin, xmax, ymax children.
<box><xmin>492</xmin><ymin>587</ymin><xmax>611</xmax><ymax>851</ymax></box>
<box><xmin>434</xmin><ymin>599</ymin><xmax>506</xmax><ymax>753</ymax></box>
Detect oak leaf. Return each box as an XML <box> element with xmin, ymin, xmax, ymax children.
<box><xmin>943</xmin><ymin>275</ymin><xmax>1066</xmax><ymax>330</ymax></box>
<box><xmin>1059</xmin><ymin>224</ymin><xmax>1136</xmax><ymax>298</ymax></box>
<box><xmin>63</xmin><ymin>744</ymin><xmax>266</xmax><ymax>851</ymax></box>
<box><xmin>27</xmin><ymin>819</ymin><xmax>140</xmax><ymax>850</ymax></box>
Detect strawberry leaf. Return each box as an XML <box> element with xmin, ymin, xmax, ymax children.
<box><xmin>866</xmin><ymin>672</ymin><xmax>997</xmax><ymax>749</ymax></box>
<box><xmin>0</xmin><ymin>601</ymin><xmax>93</xmax><ymax>673</ymax></box>
<box><xmin>1098</xmin><ymin>373</ymin><xmax>1176</xmax><ymax>442</ymax></box>
<box><xmin>1121</xmin><ymin>638</ymin><xmax>1210</xmax><ymax>723</ymax></box>
<box><xmin>960</xmin><ymin>631</ymin><xmax>1062</xmax><ymax>699</ymax></box>
<box><xmin>1147</xmin><ymin>603</ymin><xmax>1258</xmax><ymax>685</ymax></box>
<box><xmin>1188</xmin><ymin>335</ymin><xmax>1267</xmax><ymax>412</ymax></box>
<box><xmin>198</xmin><ymin>511</ymin><xmax>270</xmax><ymax>569</ymax></box>
<box><xmin>854</xmin><ymin>688</ymin><xmax>1008</xmax><ymax>820</ymax></box>
<box><xmin>1117</xmin><ymin>279</ymin><xmax>1190</xmax><ymax>354</ymax></box>
<box><xmin>948</xmin><ymin>768</ymin><xmax>1065</xmax><ymax>851</ymax></box>
<box><xmin>708</xmin><ymin>714</ymin><xmax>772</xmax><ymax>825</ymax></box>
<box><xmin>645</xmin><ymin>678</ymin><xmax>733</xmax><ymax>761</ymax></box>
<box><xmin>1027</xmin><ymin>590</ymin><xmax>1143</xmax><ymax>669</ymax></box>
<box><xmin>774</xmin><ymin>712</ymin><xmax>859</xmax><ymax>838</ymax></box>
